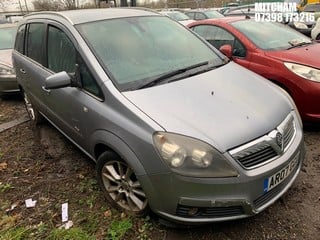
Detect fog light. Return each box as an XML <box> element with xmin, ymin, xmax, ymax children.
<box><xmin>187</xmin><ymin>207</ymin><xmax>199</xmax><ymax>216</ymax></box>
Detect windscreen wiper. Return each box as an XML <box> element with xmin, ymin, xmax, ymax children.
<box><xmin>287</xmin><ymin>40</ymin><xmax>312</xmax><ymax>50</ymax></box>
<box><xmin>136</xmin><ymin>61</ymin><xmax>209</xmax><ymax>90</ymax></box>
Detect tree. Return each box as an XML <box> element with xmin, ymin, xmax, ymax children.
<box><xmin>32</xmin><ymin>0</ymin><xmax>76</xmax><ymax>11</ymax></box>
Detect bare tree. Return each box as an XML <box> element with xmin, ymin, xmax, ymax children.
<box><xmin>32</xmin><ymin>0</ymin><xmax>76</xmax><ymax>11</ymax></box>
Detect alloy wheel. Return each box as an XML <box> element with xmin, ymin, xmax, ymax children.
<box><xmin>101</xmin><ymin>160</ymin><xmax>147</xmax><ymax>213</ymax></box>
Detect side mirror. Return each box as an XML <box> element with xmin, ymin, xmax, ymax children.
<box><xmin>219</xmin><ymin>44</ymin><xmax>233</xmax><ymax>58</ymax></box>
<box><xmin>45</xmin><ymin>71</ymin><xmax>71</xmax><ymax>90</ymax></box>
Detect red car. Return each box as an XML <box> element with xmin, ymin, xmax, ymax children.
<box><xmin>188</xmin><ymin>17</ymin><xmax>320</xmax><ymax>122</ymax></box>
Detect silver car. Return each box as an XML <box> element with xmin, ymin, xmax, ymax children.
<box><xmin>13</xmin><ymin>9</ymin><xmax>305</xmax><ymax>224</ymax></box>
<box><xmin>0</xmin><ymin>23</ymin><xmax>18</xmax><ymax>96</ymax></box>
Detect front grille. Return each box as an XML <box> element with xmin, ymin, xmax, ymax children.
<box><xmin>230</xmin><ymin>113</ymin><xmax>296</xmax><ymax>169</ymax></box>
<box><xmin>176</xmin><ymin>205</ymin><xmax>244</xmax><ymax>218</ymax></box>
<box><xmin>253</xmin><ymin>161</ymin><xmax>299</xmax><ymax>209</ymax></box>
<box><xmin>283</xmin><ymin>116</ymin><xmax>295</xmax><ymax>149</ymax></box>
<box><xmin>234</xmin><ymin>145</ymin><xmax>278</xmax><ymax>168</ymax></box>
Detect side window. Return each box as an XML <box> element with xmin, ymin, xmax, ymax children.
<box><xmin>47</xmin><ymin>26</ymin><xmax>76</xmax><ymax>73</ymax></box>
<box><xmin>205</xmin><ymin>25</ymin><xmax>235</xmax><ymax>50</ymax></box>
<box><xmin>47</xmin><ymin>26</ymin><xmax>103</xmax><ymax>98</ymax></box>
<box><xmin>15</xmin><ymin>24</ymin><xmax>25</xmax><ymax>54</ymax></box>
<box><xmin>26</xmin><ymin>23</ymin><xmax>45</xmax><ymax>64</ymax></box>
<box><xmin>185</xmin><ymin>12</ymin><xmax>194</xmax><ymax>20</ymax></box>
<box><xmin>195</xmin><ymin>13</ymin><xmax>206</xmax><ymax>20</ymax></box>
<box><xmin>192</xmin><ymin>25</ymin><xmax>208</xmax><ymax>38</ymax></box>
<box><xmin>233</xmin><ymin>39</ymin><xmax>246</xmax><ymax>58</ymax></box>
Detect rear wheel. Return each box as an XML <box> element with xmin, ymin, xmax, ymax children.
<box><xmin>22</xmin><ymin>90</ymin><xmax>44</xmax><ymax>124</ymax></box>
<box><xmin>96</xmin><ymin>151</ymin><xmax>149</xmax><ymax>216</ymax></box>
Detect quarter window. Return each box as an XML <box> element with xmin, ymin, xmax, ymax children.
<box><xmin>26</xmin><ymin>23</ymin><xmax>45</xmax><ymax>64</ymax></box>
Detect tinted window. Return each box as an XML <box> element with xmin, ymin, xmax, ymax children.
<box><xmin>0</xmin><ymin>26</ymin><xmax>17</xmax><ymax>50</ymax></box>
<box><xmin>15</xmin><ymin>25</ymin><xmax>25</xmax><ymax>53</ymax></box>
<box><xmin>26</xmin><ymin>23</ymin><xmax>44</xmax><ymax>64</ymax></box>
<box><xmin>47</xmin><ymin>26</ymin><xmax>76</xmax><ymax>73</ymax></box>
<box><xmin>77</xmin><ymin>16</ymin><xmax>224</xmax><ymax>91</ymax></box>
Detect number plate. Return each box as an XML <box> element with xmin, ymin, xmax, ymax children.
<box><xmin>263</xmin><ymin>153</ymin><xmax>299</xmax><ymax>193</ymax></box>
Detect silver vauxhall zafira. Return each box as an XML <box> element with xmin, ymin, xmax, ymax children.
<box><xmin>13</xmin><ymin>8</ymin><xmax>305</xmax><ymax>224</ymax></box>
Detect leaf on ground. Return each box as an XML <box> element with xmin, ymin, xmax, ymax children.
<box><xmin>104</xmin><ymin>210</ymin><xmax>112</xmax><ymax>218</ymax></box>
<box><xmin>0</xmin><ymin>162</ymin><xmax>8</xmax><ymax>171</ymax></box>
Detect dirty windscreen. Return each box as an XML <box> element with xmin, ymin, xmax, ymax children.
<box><xmin>77</xmin><ymin>16</ymin><xmax>224</xmax><ymax>91</ymax></box>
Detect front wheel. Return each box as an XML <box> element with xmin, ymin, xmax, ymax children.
<box><xmin>316</xmin><ymin>34</ymin><xmax>320</xmax><ymax>40</ymax></box>
<box><xmin>96</xmin><ymin>152</ymin><xmax>149</xmax><ymax>217</ymax></box>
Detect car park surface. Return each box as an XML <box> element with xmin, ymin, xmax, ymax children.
<box><xmin>13</xmin><ymin>8</ymin><xmax>304</xmax><ymax>224</ymax></box>
<box><xmin>0</xmin><ymin>23</ymin><xmax>18</xmax><ymax>97</ymax></box>
<box><xmin>189</xmin><ymin>17</ymin><xmax>320</xmax><ymax>123</ymax></box>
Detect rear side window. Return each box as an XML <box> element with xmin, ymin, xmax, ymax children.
<box><xmin>26</xmin><ymin>23</ymin><xmax>45</xmax><ymax>64</ymax></box>
<box><xmin>15</xmin><ymin>25</ymin><xmax>25</xmax><ymax>53</ymax></box>
<box><xmin>47</xmin><ymin>25</ymin><xmax>76</xmax><ymax>73</ymax></box>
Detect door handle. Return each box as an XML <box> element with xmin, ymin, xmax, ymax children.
<box><xmin>20</xmin><ymin>68</ymin><xmax>26</xmax><ymax>74</ymax></box>
<box><xmin>42</xmin><ymin>86</ymin><xmax>51</xmax><ymax>94</ymax></box>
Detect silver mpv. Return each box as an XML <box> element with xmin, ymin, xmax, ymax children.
<box><xmin>13</xmin><ymin>9</ymin><xmax>305</xmax><ymax>224</ymax></box>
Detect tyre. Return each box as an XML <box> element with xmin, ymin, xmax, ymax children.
<box><xmin>22</xmin><ymin>90</ymin><xmax>44</xmax><ymax>124</ymax></box>
<box><xmin>96</xmin><ymin>151</ymin><xmax>149</xmax><ymax>216</ymax></box>
<box><xmin>317</xmin><ymin>34</ymin><xmax>320</xmax><ymax>40</ymax></box>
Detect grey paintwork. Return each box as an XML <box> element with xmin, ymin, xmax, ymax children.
<box><xmin>123</xmin><ymin>62</ymin><xmax>292</xmax><ymax>152</ymax></box>
<box><xmin>13</xmin><ymin>8</ymin><xmax>305</xmax><ymax>224</ymax></box>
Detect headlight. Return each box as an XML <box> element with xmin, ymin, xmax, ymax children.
<box><xmin>153</xmin><ymin>132</ymin><xmax>238</xmax><ymax>178</ymax></box>
<box><xmin>293</xmin><ymin>21</ymin><xmax>308</xmax><ymax>29</ymax></box>
<box><xmin>284</xmin><ymin>62</ymin><xmax>320</xmax><ymax>82</ymax></box>
<box><xmin>0</xmin><ymin>64</ymin><xmax>15</xmax><ymax>75</ymax></box>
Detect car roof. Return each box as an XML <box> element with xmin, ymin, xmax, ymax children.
<box><xmin>24</xmin><ymin>8</ymin><xmax>160</xmax><ymax>25</ymax></box>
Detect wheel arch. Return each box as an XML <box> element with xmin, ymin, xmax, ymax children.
<box><xmin>91</xmin><ymin>130</ymin><xmax>147</xmax><ymax>176</ymax></box>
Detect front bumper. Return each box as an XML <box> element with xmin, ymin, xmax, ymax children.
<box><xmin>141</xmin><ymin>122</ymin><xmax>305</xmax><ymax>224</ymax></box>
<box><xmin>0</xmin><ymin>75</ymin><xmax>19</xmax><ymax>95</ymax></box>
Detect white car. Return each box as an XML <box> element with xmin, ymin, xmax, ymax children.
<box><xmin>311</xmin><ymin>18</ymin><xmax>320</xmax><ymax>40</ymax></box>
<box><xmin>160</xmin><ymin>11</ymin><xmax>195</xmax><ymax>26</ymax></box>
